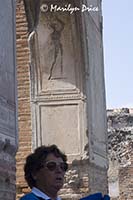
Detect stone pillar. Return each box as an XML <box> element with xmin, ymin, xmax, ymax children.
<box><xmin>23</xmin><ymin>0</ymin><xmax>108</xmax><ymax>198</ymax></box>
<box><xmin>0</xmin><ymin>0</ymin><xmax>17</xmax><ymax>200</ymax></box>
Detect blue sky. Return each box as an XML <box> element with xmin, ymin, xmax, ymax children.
<box><xmin>102</xmin><ymin>0</ymin><xmax>133</xmax><ymax>109</ymax></box>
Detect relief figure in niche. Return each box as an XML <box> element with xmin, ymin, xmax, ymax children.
<box><xmin>47</xmin><ymin>16</ymin><xmax>65</xmax><ymax>80</ymax></box>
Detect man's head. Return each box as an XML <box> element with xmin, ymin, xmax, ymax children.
<box><xmin>24</xmin><ymin>144</ymin><xmax>68</xmax><ymax>197</ymax></box>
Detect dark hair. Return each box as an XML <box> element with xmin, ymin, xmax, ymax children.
<box><xmin>24</xmin><ymin>144</ymin><xmax>67</xmax><ymax>188</ymax></box>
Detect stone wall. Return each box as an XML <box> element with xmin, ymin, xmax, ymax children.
<box><xmin>16</xmin><ymin>0</ymin><xmax>32</xmax><ymax>198</ymax></box>
<box><xmin>107</xmin><ymin>108</ymin><xmax>133</xmax><ymax>200</ymax></box>
<box><xmin>0</xmin><ymin>0</ymin><xmax>17</xmax><ymax>200</ymax></box>
<box><xmin>0</xmin><ymin>141</ymin><xmax>17</xmax><ymax>200</ymax></box>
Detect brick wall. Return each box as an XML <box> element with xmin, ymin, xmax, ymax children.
<box><xmin>16</xmin><ymin>0</ymin><xmax>32</xmax><ymax>198</ymax></box>
<box><xmin>119</xmin><ymin>162</ymin><xmax>133</xmax><ymax>200</ymax></box>
<box><xmin>59</xmin><ymin>161</ymin><xmax>108</xmax><ymax>200</ymax></box>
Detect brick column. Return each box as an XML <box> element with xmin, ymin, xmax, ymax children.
<box><xmin>16</xmin><ymin>0</ymin><xmax>32</xmax><ymax>198</ymax></box>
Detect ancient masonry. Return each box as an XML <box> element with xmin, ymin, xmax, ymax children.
<box><xmin>16</xmin><ymin>0</ymin><xmax>108</xmax><ymax>199</ymax></box>
<box><xmin>16</xmin><ymin>0</ymin><xmax>32</xmax><ymax>196</ymax></box>
<box><xmin>107</xmin><ymin>108</ymin><xmax>133</xmax><ymax>200</ymax></box>
<box><xmin>0</xmin><ymin>0</ymin><xmax>17</xmax><ymax>200</ymax></box>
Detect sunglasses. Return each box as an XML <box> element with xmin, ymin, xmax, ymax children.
<box><xmin>44</xmin><ymin>160</ymin><xmax>68</xmax><ymax>172</ymax></box>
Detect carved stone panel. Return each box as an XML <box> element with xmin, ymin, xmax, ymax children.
<box><xmin>34</xmin><ymin>102</ymin><xmax>86</xmax><ymax>161</ymax></box>
<box><xmin>31</xmin><ymin>1</ymin><xmax>82</xmax><ymax>96</ymax></box>
<box><xmin>27</xmin><ymin>0</ymin><xmax>86</xmax><ymax>161</ymax></box>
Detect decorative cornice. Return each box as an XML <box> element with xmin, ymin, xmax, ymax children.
<box><xmin>31</xmin><ymin>93</ymin><xmax>86</xmax><ymax>103</ymax></box>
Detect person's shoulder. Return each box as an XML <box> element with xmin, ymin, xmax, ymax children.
<box><xmin>20</xmin><ymin>192</ymin><xmax>39</xmax><ymax>200</ymax></box>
